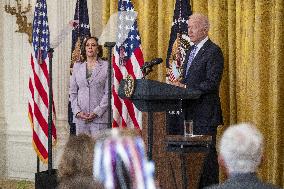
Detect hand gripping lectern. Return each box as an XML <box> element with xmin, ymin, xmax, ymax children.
<box><xmin>118</xmin><ymin>79</ymin><xmax>201</xmax><ymax>160</ymax></box>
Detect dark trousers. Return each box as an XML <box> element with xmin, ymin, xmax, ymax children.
<box><xmin>68</xmin><ymin>101</ymin><xmax>76</xmax><ymax>136</ymax></box>
<box><xmin>196</xmin><ymin>128</ymin><xmax>219</xmax><ymax>189</ymax></box>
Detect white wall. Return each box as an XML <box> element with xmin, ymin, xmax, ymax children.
<box><xmin>0</xmin><ymin>0</ymin><xmax>103</xmax><ymax>180</ymax></box>
<box><xmin>0</xmin><ymin>0</ymin><xmax>7</xmax><ymax>178</ymax></box>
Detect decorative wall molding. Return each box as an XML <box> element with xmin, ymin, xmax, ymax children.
<box><xmin>0</xmin><ymin>1</ymin><xmax>7</xmax><ymax>178</ymax></box>
<box><xmin>0</xmin><ymin>1</ymin><xmax>5</xmax><ymax>120</ymax></box>
<box><xmin>6</xmin><ymin>129</ymin><xmax>36</xmax><ymax>179</ymax></box>
<box><xmin>2</xmin><ymin>120</ymin><xmax>69</xmax><ymax>180</ymax></box>
<box><xmin>91</xmin><ymin>0</ymin><xmax>103</xmax><ymax>38</ymax></box>
<box><xmin>0</xmin><ymin>118</ymin><xmax>7</xmax><ymax>178</ymax></box>
<box><xmin>4</xmin><ymin>0</ymin><xmax>33</xmax><ymax>44</ymax></box>
<box><xmin>53</xmin><ymin>0</ymin><xmax>76</xmax><ymax>121</ymax></box>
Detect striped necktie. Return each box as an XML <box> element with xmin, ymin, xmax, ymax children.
<box><xmin>185</xmin><ymin>45</ymin><xmax>197</xmax><ymax>76</ymax></box>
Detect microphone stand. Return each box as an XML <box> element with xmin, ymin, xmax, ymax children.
<box><xmin>35</xmin><ymin>48</ymin><xmax>57</xmax><ymax>189</ymax></box>
<box><xmin>140</xmin><ymin>58</ymin><xmax>163</xmax><ymax>160</ymax></box>
<box><xmin>104</xmin><ymin>42</ymin><xmax>116</xmax><ymax>128</ymax></box>
<box><xmin>141</xmin><ymin>67</ymin><xmax>153</xmax><ymax>79</ymax></box>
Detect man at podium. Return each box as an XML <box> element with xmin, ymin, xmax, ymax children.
<box><xmin>171</xmin><ymin>13</ymin><xmax>224</xmax><ymax>188</ymax></box>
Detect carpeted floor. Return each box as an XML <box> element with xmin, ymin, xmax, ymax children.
<box><xmin>0</xmin><ymin>179</ymin><xmax>34</xmax><ymax>189</ymax></box>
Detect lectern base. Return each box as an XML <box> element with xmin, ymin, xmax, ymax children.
<box><xmin>35</xmin><ymin>169</ymin><xmax>58</xmax><ymax>189</ymax></box>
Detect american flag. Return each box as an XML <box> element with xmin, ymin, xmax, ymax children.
<box><xmin>71</xmin><ymin>0</ymin><xmax>90</xmax><ymax>52</ymax></box>
<box><xmin>28</xmin><ymin>0</ymin><xmax>57</xmax><ymax>163</ymax></box>
<box><xmin>112</xmin><ymin>0</ymin><xmax>144</xmax><ymax>129</ymax></box>
<box><xmin>165</xmin><ymin>0</ymin><xmax>192</xmax><ymax>135</ymax></box>
<box><xmin>166</xmin><ymin>0</ymin><xmax>192</xmax><ymax>82</ymax></box>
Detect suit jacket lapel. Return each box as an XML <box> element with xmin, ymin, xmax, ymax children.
<box><xmin>183</xmin><ymin>40</ymin><xmax>211</xmax><ymax>80</ymax></box>
<box><xmin>81</xmin><ymin>62</ymin><xmax>89</xmax><ymax>86</ymax></box>
<box><xmin>190</xmin><ymin>39</ymin><xmax>212</xmax><ymax>67</ymax></box>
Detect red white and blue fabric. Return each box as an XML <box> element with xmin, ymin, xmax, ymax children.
<box><xmin>93</xmin><ymin>133</ymin><xmax>155</xmax><ymax>189</ymax></box>
<box><xmin>166</xmin><ymin>0</ymin><xmax>192</xmax><ymax>82</ymax></box>
<box><xmin>28</xmin><ymin>0</ymin><xmax>56</xmax><ymax>163</ymax></box>
<box><xmin>112</xmin><ymin>0</ymin><xmax>144</xmax><ymax>130</ymax></box>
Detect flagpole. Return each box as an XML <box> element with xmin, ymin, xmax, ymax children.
<box><xmin>104</xmin><ymin>42</ymin><xmax>116</xmax><ymax>128</ymax></box>
<box><xmin>37</xmin><ymin>157</ymin><xmax>40</xmax><ymax>173</ymax></box>
<box><xmin>47</xmin><ymin>48</ymin><xmax>54</xmax><ymax>175</ymax></box>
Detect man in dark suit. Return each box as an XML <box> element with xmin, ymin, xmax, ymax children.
<box><xmin>205</xmin><ymin>123</ymin><xmax>281</xmax><ymax>189</ymax></box>
<box><xmin>171</xmin><ymin>13</ymin><xmax>223</xmax><ymax>188</ymax></box>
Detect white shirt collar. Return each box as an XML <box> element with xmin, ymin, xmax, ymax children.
<box><xmin>195</xmin><ymin>36</ymin><xmax>208</xmax><ymax>49</ymax></box>
<box><xmin>192</xmin><ymin>36</ymin><xmax>208</xmax><ymax>58</ymax></box>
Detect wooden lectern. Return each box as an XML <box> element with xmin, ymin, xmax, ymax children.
<box><xmin>119</xmin><ymin>79</ymin><xmax>211</xmax><ymax>189</ymax></box>
<box><xmin>118</xmin><ymin>79</ymin><xmax>201</xmax><ymax>159</ymax></box>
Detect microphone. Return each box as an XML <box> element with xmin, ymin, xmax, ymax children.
<box><xmin>141</xmin><ymin>58</ymin><xmax>163</xmax><ymax>73</ymax></box>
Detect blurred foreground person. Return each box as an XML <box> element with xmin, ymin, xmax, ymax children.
<box><xmin>205</xmin><ymin>123</ymin><xmax>281</xmax><ymax>189</ymax></box>
<box><xmin>58</xmin><ymin>176</ymin><xmax>103</xmax><ymax>189</ymax></box>
<box><xmin>93</xmin><ymin>128</ymin><xmax>157</xmax><ymax>189</ymax></box>
<box><xmin>58</xmin><ymin>134</ymin><xmax>102</xmax><ymax>189</ymax></box>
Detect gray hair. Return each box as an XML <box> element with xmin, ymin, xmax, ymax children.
<box><xmin>189</xmin><ymin>13</ymin><xmax>210</xmax><ymax>31</ymax></box>
<box><xmin>220</xmin><ymin>123</ymin><xmax>263</xmax><ymax>173</ymax></box>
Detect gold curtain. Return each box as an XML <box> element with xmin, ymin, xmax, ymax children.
<box><xmin>102</xmin><ymin>0</ymin><xmax>284</xmax><ymax>187</ymax></box>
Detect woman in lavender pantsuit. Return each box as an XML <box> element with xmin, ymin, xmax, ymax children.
<box><xmin>69</xmin><ymin>37</ymin><xmax>109</xmax><ymax>136</ymax></box>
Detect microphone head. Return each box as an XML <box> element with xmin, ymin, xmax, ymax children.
<box><xmin>141</xmin><ymin>58</ymin><xmax>163</xmax><ymax>74</ymax></box>
<box><xmin>152</xmin><ymin>58</ymin><xmax>163</xmax><ymax>64</ymax></box>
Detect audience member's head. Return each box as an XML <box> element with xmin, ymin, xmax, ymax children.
<box><xmin>58</xmin><ymin>134</ymin><xmax>95</xmax><ymax>179</ymax></box>
<box><xmin>93</xmin><ymin>128</ymin><xmax>156</xmax><ymax>189</ymax></box>
<box><xmin>219</xmin><ymin>123</ymin><xmax>263</xmax><ymax>175</ymax></box>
